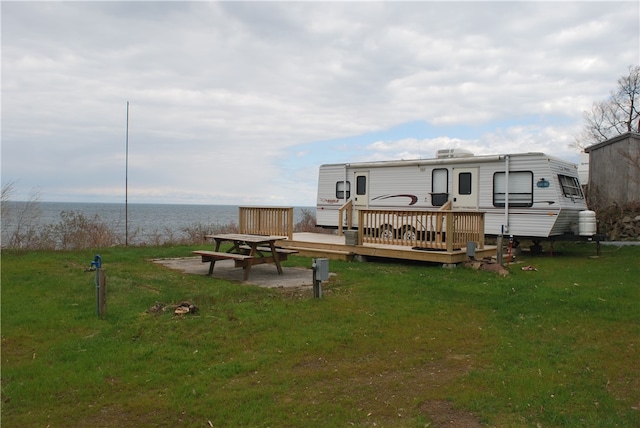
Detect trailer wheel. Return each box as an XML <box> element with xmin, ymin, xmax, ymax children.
<box><xmin>378</xmin><ymin>225</ymin><xmax>396</xmax><ymax>240</ymax></box>
<box><xmin>400</xmin><ymin>226</ymin><xmax>417</xmax><ymax>241</ymax></box>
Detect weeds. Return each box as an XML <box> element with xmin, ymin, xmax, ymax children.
<box><xmin>2</xmin><ymin>195</ymin><xmax>318</xmax><ymax>250</ymax></box>
<box><xmin>1</xmin><ymin>183</ymin><xmax>44</xmax><ymax>248</ymax></box>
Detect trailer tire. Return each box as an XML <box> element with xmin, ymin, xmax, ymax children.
<box><xmin>379</xmin><ymin>225</ymin><xmax>396</xmax><ymax>240</ymax></box>
<box><xmin>400</xmin><ymin>226</ymin><xmax>417</xmax><ymax>241</ymax></box>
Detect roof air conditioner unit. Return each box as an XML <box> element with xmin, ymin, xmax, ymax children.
<box><xmin>437</xmin><ymin>149</ymin><xmax>474</xmax><ymax>159</ymax></box>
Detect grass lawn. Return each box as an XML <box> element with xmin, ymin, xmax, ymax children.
<box><xmin>2</xmin><ymin>243</ymin><xmax>639</xmax><ymax>427</ymax></box>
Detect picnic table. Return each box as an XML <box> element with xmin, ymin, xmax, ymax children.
<box><xmin>193</xmin><ymin>233</ymin><xmax>297</xmax><ymax>281</ymax></box>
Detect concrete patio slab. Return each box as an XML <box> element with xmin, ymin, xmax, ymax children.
<box><xmin>152</xmin><ymin>257</ymin><xmax>314</xmax><ymax>288</ymax></box>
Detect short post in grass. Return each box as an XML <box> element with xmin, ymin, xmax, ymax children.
<box><xmin>496</xmin><ymin>235</ymin><xmax>503</xmax><ymax>265</ymax></box>
<box><xmin>312</xmin><ymin>258</ymin><xmax>329</xmax><ymax>298</ymax></box>
<box><xmin>91</xmin><ymin>255</ymin><xmax>106</xmax><ymax>318</ymax></box>
<box><xmin>98</xmin><ymin>268</ymin><xmax>106</xmax><ymax>317</ymax></box>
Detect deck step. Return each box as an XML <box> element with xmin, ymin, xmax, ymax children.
<box><xmin>280</xmin><ymin>245</ymin><xmax>354</xmax><ymax>260</ymax></box>
<box><xmin>289</xmin><ymin>247</ymin><xmax>352</xmax><ymax>255</ymax></box>
<box><xmin>274</xmin><ymin>233</ymin><xmax>497</xmax><ymax>264</ymax></box>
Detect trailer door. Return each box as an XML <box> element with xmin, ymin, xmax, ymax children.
<box><xmin>453</xmin><ymin>167</ymin><xmax>479</xmax><ymax>209</ymax></box>
<box><xmin>353</xmin><ymin>171</ymin><xmax>369</xmax><ymax>208</ymax></box>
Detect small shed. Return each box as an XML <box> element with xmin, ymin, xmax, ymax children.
<box><xmin>584</xmin><ymin>132</ymin><xmax>640</xmax><ymax>209</ymax></box>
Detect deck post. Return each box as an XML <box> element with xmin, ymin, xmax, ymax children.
<box><xmin>287</xmin><ymin>207</ymin><xmax>294</xmax><ymax>240</ymax></box>
<box><xmin>238</xmin><ymin>207</ymin><xmax>246</xmax><ymax>234</ymax></box>
<box><xmin>446</xmin><ymin>211</ymin><xmax>454</xmax><ymax>252</ymax></box>
<box><xmin>337</xmin><ymin>200</ymin><xmax>353</xmax><ymax>236</ymax></box>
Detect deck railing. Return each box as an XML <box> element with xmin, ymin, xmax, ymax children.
<box><xmin>356</xmin><ymin>209</ymin><xmax>485</xmax><ymax>252</ymax></box>
<box><xmin>239</xmin><ymin>207</ymin><xmax>294</xmax><ymax>240</ymax></box>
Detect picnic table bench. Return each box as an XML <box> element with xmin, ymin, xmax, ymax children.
<box><xmin>192</xmin><ymin>251</ymin><xmax>254</xmax><ymax>274</ymax></box>
<box><xmin>193</xmin><ymin>233</ymin><xmax>297</xmax><ymax>281</ymax></box>
<box><xmin>238</xmin><ymin>245</ymin><xmax>299</xmax><ymax>255</ymax></box>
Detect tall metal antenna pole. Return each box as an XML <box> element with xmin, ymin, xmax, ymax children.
<box><xmin>125</xmin><ymin>101</ymin><xmax>129</xmax><ymax>246</ymax></box>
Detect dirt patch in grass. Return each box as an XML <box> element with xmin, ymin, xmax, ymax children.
<box><xmin>280</xmin><ymin>352</ymin><xmax>484</xmax><ymax>426</ymax></box>
<box><xmin>74</xmin><ymin>403</ymin><xmax>176</xmax><ymax>428</ymax></box>
<box><xmin>418</xmin><ymin>399</ymin><xmax>483</xmax><ymax>427</ymax></box>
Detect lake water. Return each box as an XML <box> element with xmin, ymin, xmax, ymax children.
<box><xmin>2</xmin><ymin>201</ymin><xmax>315</xmax><ymax>245</ymax></box>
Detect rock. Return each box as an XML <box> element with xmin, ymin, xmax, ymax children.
<box><xmin>464</xmin><ymin>258</ymin><xmax>509</xmax><ymax>276</ymax></box>
<box><xmin>482</xmin><ymin>263</ymin><xmax>510</xmax><ymax>277</ymax></box>
<box><xmin>174</xmin><ymin>306</ymin><xmax>190</xmax><ymax>315</ymax></box>
<box><xmin>174</xmin><ymin>301</ymin><xmax>198</xmax><ymax>315</ymax></box>
<box><xmin>465</xmin><ymin>261</ymin><xmax>483</xmax><ymax>270</ymax></box>
<box><xmin>147</xmin><ymin>302</ymin><xmax>166</xmax><ymax>314</ymax></box>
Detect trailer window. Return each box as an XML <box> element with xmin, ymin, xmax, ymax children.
<box><xmin>431</xmin><ymin>168</ymin><xmax>449</xmax><ymax>206</ymax></box>
<box><xmin>458</xmin><ymin>172</ymin><xmax>472</xmax><ymax>195</ymax></box>
<box><xmin>356</xmin><ymin>175</ymin><xmax>367</xmax><ymax>195</ymax></box>
<box><xmin>493</xmin><ymin>171</ymin><xmax>533</xmax><ymax>207</ymax></box>
<box><xmin>558</xmin><ymin>175</ymin><xmax>584</xmax><ymax>199</ymax></box>
<box><xmin>336</xmin><ymin>181</ymin><xmax>350</xmax><ymax>199</ymax></box>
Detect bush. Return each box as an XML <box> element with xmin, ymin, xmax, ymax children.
<box><xmin>179</xmin><ymin>221</ymin><xmax>239</xmax><ymax>245</ymax></box>
<box><xmin>52</xmin><ymin>211</ymin><xmax>122</xmax><ymax>249</ymax></box>
<box><xmin>294</xmin><ymin>208</ymin><xmax>323</xmax><ymax>233</ymax></box>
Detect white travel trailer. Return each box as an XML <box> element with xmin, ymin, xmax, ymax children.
<box><xmin>316</xmin><ymin>150</ymin><xmax>596</xmax><ymax>242</ymax></box>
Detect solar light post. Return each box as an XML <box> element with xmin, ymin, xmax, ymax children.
<box><xmin>90</xmin><ymin>255</ymin><xmax>106</xmax><ymax>318</ymax></box>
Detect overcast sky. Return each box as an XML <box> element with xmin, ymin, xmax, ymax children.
<box><xmin>2</xmin><ymin>1</ymin><xmax>638</xmax><ymax>206</ymax></box>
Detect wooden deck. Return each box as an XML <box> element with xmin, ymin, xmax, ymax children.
<box><xmin>276</xmin><ymin>232</ymin><xmax>496</xmax><ymax>264</ymax></box>
<box><xmin>236</xmin><ymin>206</ymin><xmax>496</xmax><ymax>264</ymax></box>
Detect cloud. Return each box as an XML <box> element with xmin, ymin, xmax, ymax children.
<box><xmin>2</xmin><ymin>1</ymin><xmax>638</xmax><ymax>206</ymax></box>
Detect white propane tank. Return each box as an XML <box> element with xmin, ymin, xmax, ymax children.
<box><xmin>579</xmin><ymin>210</ymin><xmax>597</xmax><ymax>236</ymax></box>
